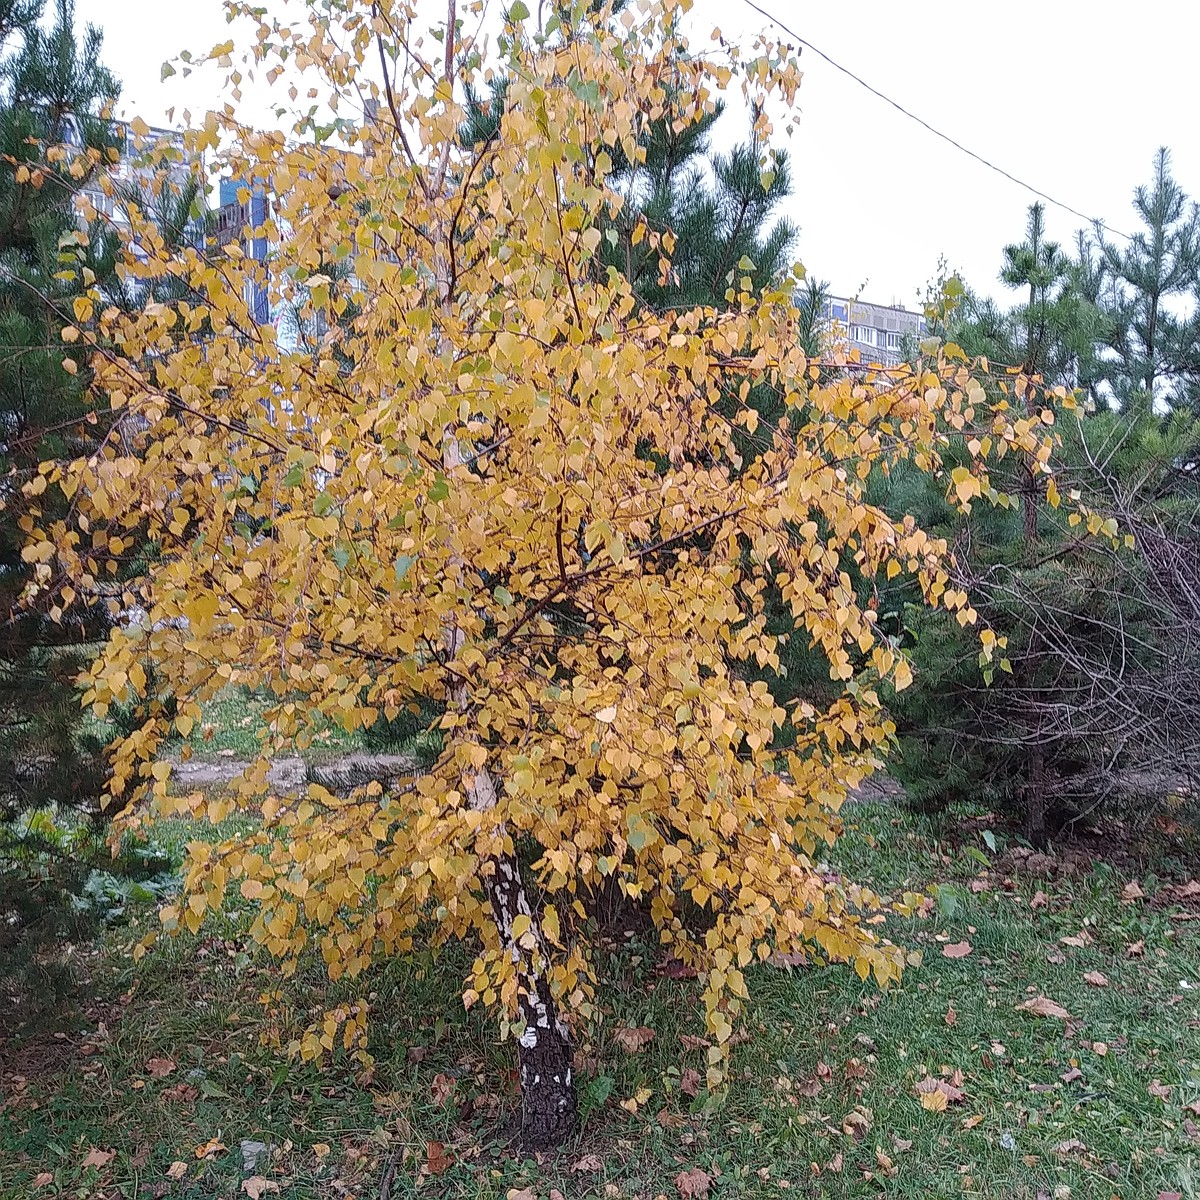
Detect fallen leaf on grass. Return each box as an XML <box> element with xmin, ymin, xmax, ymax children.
<box><xmin>1157</xmin><ymin>1193</ymin><xmax>1183</xmax><ymax>1200</ymax></box>
<box><xmin>550</xmin><ymin>1191</ymin><xmax>565</xmax><ymax>1200</ymax></box>
<box><xmin>1030</xmin><ymin>890</ymin><xmax>1048</xmax><ymax>910</ymax></box>
<box><xmin>312</xmin><ymin>1144</ymin><xmax>331</xmax><ymax>1160</ymax></box>
<box><xmin>33</xmin><ymin>1173</ymin><xmax>53</xmax><ymax>1188</ymax></box>
<box><xmin>945</xmin><ymin>1004</ymin><xmax>957</xmax><ymax>1026</ymax></box>
<box><xmin>1148</xmin><ymin>1079</ymin><xmax>1172</xmax><ymax>1100</ymax></box>
<box><xmin>1092</xmin><ymin>1041</ymin><xmax>1108</xmax><ymax>1056</ymax></box>
<box><xmin>430</xmin><ymin>1073</ymin><xmax>455</xmax><ymax>1105</ymax></box>
<box><xmin>680</xmin><ymin>1068</ymin><xmax>702</xmax><ymax>1097</ymax></box>
<box><xmin>194</xmin><ymin>1139</ymin><xmax>226</xmax><ymax>1160</ymax></box>
<box><xmin>81</xmin><ymin>1148</ymin><xmax>115</xmax><ymax>1170</ymax></box>
<box><xmin>942</xmin><ymin>940</ymin><xmax>972</xmax><ymax>959</ymax></box>
<box><xmin>874</xmin><ymin>1147</ymin><xmax>896</xmax><ymax>1177</ymax></box>
<box><xmin>675</xmin><ymin>1167</ymin><xmax>711</xmax><ymax>1198</ymax></box>
<box><xmin>166</xmin><ymin>1162</ymin><xmax>188</xmax><ymax>1180</ymax></box>
<box><xmin>241</xmin><ymin>1179</ymin><xmax>280</xmax><ymax>1199</ymax></box>
<box><xmin>1122</xmin><ymin>880</ymin><xmax>1145</xmax><ymax>901</ymax></box>
<box><xmin>827</xmin><ymin>1152</ymin><xmax>844</xmax><ymax>1172</ymax></box>
<box><xmin>961</xmin><ymin>1114</ymin><xmax>984</xmax><ymax>1129</ymax></box>
<box><xmin>146</xmin><ymin>1056</ymin><xmax>176</xmax><ymax>1078</ymax></box>
<box><xmin>842</xmin><ymin>1108</ymin><xmax>872</xmax><ymax>1140</ymax></box>
<box><xmin>619</xmin><ymin>1086</ymin><xmax>652</xmax><ymax>1113</ymax></box>
<box><xmin>891</xmin><ymin>1135</ymin><xmax>913</xmax><ymax>1152</ymax></box>
<box><xmin>943</xmin><ymin>1065</ymin><xmax>967</xmax><ymax>1088</ymax></box>
<box><xmin>679</xmin><ymin>1034</ymin><xmax>708</xmax><ymax>1051</ymax></box>
<box><xmin>161</xmin><ymin>1083</ymin><xmax>198</xmax><ymax>1102</ymax></box>
<box><xmin>1083</xmin><ymin>970</ymin><xmax>1110</xmax><ymax>987</ymax></box>
<box><xmin>614</xmin><ymin>1026</ymin><xmax>655</xmax><ymax>1053</ymax></box>
<box><xmin>1186</xmin><ymin>1099</ymin><xmax>1200</xmax><ymax>1115</ymax></box>
<box><xmin>656</xmin><ymin>958</ymin><xmax>699</xmax><ymax>978</ymax></box>
<box><xmin>915</xmin><ymin>1076</ymin><xmax>966</xmax><ymax>1109</ymax></box>
<box><xmin>1061</xmin><ymin>1067</ymin><xmax>1084</xmax><ymax>1083</ymax></box>
<box><xmin>768</xmin><ymin>950</ymin><xmax>809</xmax><ymax>969</ymax></box>
<box><xmin>1126</xmin><ymin>939</ymin><xmax>1145</xmax><ymax>957</ymax></box>
<box><xmin>844</xmin><ymin>1058</ymin><xmax>867</xmax><ymax>1080</ymax></box>
<box><xmin>572</xmin><ymin>1155</ymin><xmax>603</xmax><ymax>1173</ymax></box>
<box><xmin>1053</xmin><ymin>1138</ymin><xmax>1088</xmax><ymax>1157</ymax></box>
<box><xmin>1017</xmin><ymin>995</ymin><xmax>1071</xmax><ymax>1020</ymax></box>
<box><xmin>1184</xmin><ymin>1117</ymin><xmax>1200</xmax><ymax>1141</ymax></box>
<box><xmin>423</xmin><ymin>1141</ymin><xmax>453</xmax><ymax>1176</ymax></box>
<box><xmin>506</xmin><ymin>1189</ymin><xmax>537</xmax><ymax>1200</ymax></box>
<box><xmin>1060</xmin><ymin>931</ymin><xmax>1093</xmax><ymax>948</ymax></box>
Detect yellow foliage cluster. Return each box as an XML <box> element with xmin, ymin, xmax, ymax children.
<box><xmin>27</xmin><ymin>0</ymin><xmax>1060</xmax><ymax>1080</ymax></box>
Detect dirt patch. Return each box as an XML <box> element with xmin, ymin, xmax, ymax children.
<box><xmin>308</xmin><ymin>753</ymin><xmax>421</xmax><ymax>793</ymax></box>
<box><xmin>846</xmin><ymin>774</ymin><xmax>905</xmax><ymax>806</ymax></box>
<box><xmin>165</xmin><ymin>751</ymin><xmax>420</xmax><ymax>794</ymax></box>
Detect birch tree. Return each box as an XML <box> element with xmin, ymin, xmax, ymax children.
<box><xmin>25</xmin><ymin>0</ymin><xmax>1061</xmax><ymax>1146</ymax></box>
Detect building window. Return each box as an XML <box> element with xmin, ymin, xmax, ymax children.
<box><xmin>851</xmin><ymin>324</ymin><xmax>877</xmax><ymax>347</ymax></box>
<box><xmin>885</xmin><ymin>331</ymin><xmax>902</xmax><ymax>350</ymax></box>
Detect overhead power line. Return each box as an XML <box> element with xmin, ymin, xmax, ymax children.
<box><xmin>741</xmin><ymin>0</ymin><xmax>1134</xmax><ymax>242</ymax></box>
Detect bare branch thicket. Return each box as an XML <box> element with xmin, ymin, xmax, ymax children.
<box><xmin>941</xmin><ymin>446</ymin><xmax>1200</xmax><ymax>827</ymax></box>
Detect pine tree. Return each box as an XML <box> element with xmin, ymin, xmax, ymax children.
<box><xmin>936</xmin><ymin>205</ymin><xmax>1101</xmax><ymax>386</ymax></box>
<box><xmin>795</xmin><ymin>275</ymin><xmax>831</xmax><ymax>361</ymax></box>
<box><xmin>1091</xmin><ymin>148</ymin><xmax>1200</xmax><ymax>415</ymax></box>
<box><xmin>460</xmin><ymin>75</ymin><xmax>835</xmax><ymax>731</ymax></box>
<box><xmin>888</xmin><ymin>199</ymin><xmax>1200</xmax><ymax>839</ymax></box>
<box><xmin>603</xmin><ymin>98</ymin><xmax>857</xmax><ymax>732</ymax></box>
<box><xmin>462</xmin><ymin>79</ymin><xmax>800</xmax><ymax>312</ymax></box>
<box><xmin>597</xmin><ymin>103</ymin><xmax>797</xmax><ymax>310</ymax></box>
<box><xmin>0</xmin><ymin>0</ymin><xmax>163</xmax><ymax>1025</ymax></box>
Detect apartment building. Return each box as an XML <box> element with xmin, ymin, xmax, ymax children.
<box><xmin>215</xmin><ymin>177</ymin><xmax>271</xmax><ymax>326</ymax></box>
<box><xmin>822</xmin><ymin>295</ymin><xmax>927</xmax><ymax>367</ymax></box>
<box><xmin>72</xmin><ymin>118</ymin><xmax>193</xmax><ymax>226</ymax></box>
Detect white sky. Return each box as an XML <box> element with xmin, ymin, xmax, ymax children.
<box><xmin>75</xmin><ymin>0</ymin><xmax>1200</xmax><ymax>309</ymax></box>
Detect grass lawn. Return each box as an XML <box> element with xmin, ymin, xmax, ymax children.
<box><xmin>2</xmin><ymin>802</ymin><xmax>1199</xmax><ymax>1199</ymax></box>
<box><xmin>163</xmin><ymin>687</ymin><xmax>367</xmax><ymax>760</ymax></box>
<box><xmin>91</xmin><ymin>685</ymin><xmax>440</xmax><ymax>767</ymax></box>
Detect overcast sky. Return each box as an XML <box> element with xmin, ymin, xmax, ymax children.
<box><xmin>75</xmin><ymin>0</ymin><xmax>1200</xmax><ymax>309</ymax></box>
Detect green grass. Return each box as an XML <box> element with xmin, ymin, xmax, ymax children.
<box><xmin>85</xmin><ymin>684</ymin><xmax>436</xmax><ymax>764</ymax></box>
<box><xmin>3</xmin><ymin>803</ymin><xmax>1199</xmax><ymax>1199</ymax></box>
<box><xmin>176</xmin><ymin>686</ymin><xmax>366</xmax><ymax>759</ymax></box>
<box><xmin>180</xmin><ymin>686</ymin><xmax>442</xmax><ymax>765</ymax></box>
